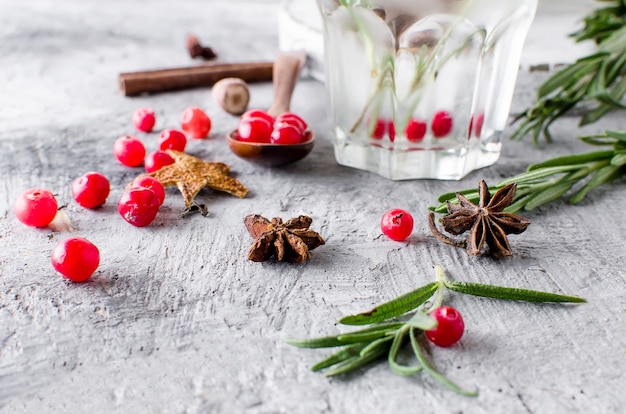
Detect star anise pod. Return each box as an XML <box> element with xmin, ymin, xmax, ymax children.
<box><xmin>245</xmin><ymin>214</ymin><xmax>325</xmax><ymax>263</ymax></box>
<box><xmin>428</xmin><ymin>180</ymin><xmax>530</xmax><ymax>257</ymax></box>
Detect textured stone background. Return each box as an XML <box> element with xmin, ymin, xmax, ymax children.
<box><xmin>1</xmin><ymin>1</ymin><xmax>624</xmax><ymax>413</ymax></box>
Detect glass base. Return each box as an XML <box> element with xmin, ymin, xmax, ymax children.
<box><xmin>332</xmin><ymin>132</ymin><xmax>503</xmax><ymax>180</ymax></box>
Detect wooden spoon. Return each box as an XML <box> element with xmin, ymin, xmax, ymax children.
<box><xmin>227</xmin><ymin>51</ymin><xmax>314</xmax><ymax>167</ymax></box>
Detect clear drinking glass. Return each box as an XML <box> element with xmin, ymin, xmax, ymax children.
<box><xmin>316</xmin><ymin>0</ymin><xmax>538</xmax><ymax>180</ymax></box>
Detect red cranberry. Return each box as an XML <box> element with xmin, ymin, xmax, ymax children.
<box><xmin>72</xmin><ymin>172</ymin><xmax>110</xmax><ymax>209</ymax></box>
<box><xmin>144</xmin><ymin>150</ymin><xmax>175</xmax><ymax>173</ymax></box>
<box><xmin>114</xmin><ymin>136</ymin><xmax>146</xmax><ymax>167</ymax></box>
<box><xmin>431</xmin><ymin>111</ymin><xmax>453</xmax><ymax>138</ymax></box>
<box><xmin>132</xmin><ymin>108</ymin><xmax>156</xmax><ymax>133</ymax></box>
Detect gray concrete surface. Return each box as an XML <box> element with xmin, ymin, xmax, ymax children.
<box><xmin>1</xmin><ymin>1</ymin><xmax>625</xmax><ymax>413</ymax></box>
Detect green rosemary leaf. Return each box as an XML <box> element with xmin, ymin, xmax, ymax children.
<box><xmin>569</xmin><ymin>164</ymin><xmax>622</xmax><ymax>204</ymax></box>
<box><xmin>497</xmin><ymin>165</ymin><xmax>582</xmax><ymax>186</ymax></box>
<box><xmin>288</xmin><ymin>322</ymin><xmax>405</xmax><ymax>348</ymax></box>
<box><xmin>537</xmin><ymin>53</ymin><xmax>607</xmax><ymax>98</ymax></box>
<box><xmin>436</xmin><ymin>188</ymin><xmax>480</xmax><ymax>203</ymax></box>
<box><xmin>443</xmin><ymin>281</ymin><xmax>586</xmax><ymax>303</ymax></box>
<box><xmin>503</xmin><ymin>194</ymin><xmax>532</xmax><ymax>214</ymax></box>
<box><xmin>405</xmin><ymin>311</ymin><xmax>438</xmax><ymax>331</ymax></box>
<box><xmin>580</xmin><ymin>135</ymin><xmax>620</xmax><ymax>146</ymax></box>
<box><xmin>606</xmin><ymin>44</ymin><xmax>626</xmax><ymax>82</ymax></box>
<box><xmin>610</xmin><ymin>152</ymin><xmax>626</xmax><ymax>166</ymax></box>
<box><xmin>409</xmin><ymin>328</ymin><xmax>478</xmax><ymax>397</ymax></box>
<box><xmin>339</xmin><ymin>282</ymin><xmax>439</xmax><ymax>326</ymax></box>
<box><xmin>388</xmin><ymin>327</ymin><xmax>423</xmax><ymax>376</ymax></box>
<box><xmin>286</xmin><ymin>335</ymin><xmax>346</xmax><ymax>349</ymax></box>
<box><xmin>310</xmin><ymin>343</ymin><xmax>367</xmax><ymax>372</ymax></box>
<box><xmin>336</xmin><ymin>322</ymin><xmax>404</xmax><ymax>344</ymax></box>
<box><xmin>359</xmin><ymin>336</ymin><xmax>394</xmax><ymax>357</ymax></box>
<box><xmin>606</xmin><ymin>130</ymin><xmax>626</xmax><ymax>141</ymax></box>
<box><xmin>582</xmin><ymin>72</ymin><xmax>626</xmax><ymax>125</ymax></box>
<box><xmin>526</xmin><ymin>150</ymin><xmax>615</xmax><ymax>171</ymax></box>
<box><xmin>323</xmin><ymin>341</ymin><xmax>390</xmax><ymax>377</ymax></box>
<box><xmin>522</xmin><ymin>180</ymin><xmax>576</xmax><ymax>211</ymax></box>
<box><xmin>581</xmin><ymin>101</ymin><xmax>615</xmax><ymax>125</ymax></box>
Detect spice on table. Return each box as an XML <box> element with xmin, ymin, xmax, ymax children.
<box><xmin>186</xmin><ymin>33</ymin><xmax>217</xmax><ymax>60</ymax></box>
<box><xmin>212</xmin><ymin>77</ymin><xmax>251</xmax><ymax>115</ymax></box>
<box><xmin>244</xmin><ymin>214</ymin><xmax>325</xmax><ymax>263</ymax></box>
<box><xmin>148</xmin><ymin>150</ymin><xmax>248</xmax><ymax>213</ymax></box>
<box><xmin>118</xmin><ymin>61</ymin><xmax>273</xmax><ymax>96</ymax></box>
<box><xmin>428</xmin><ymin>180</ymin><xmax>530</xmax><ymax>257</ymax></box>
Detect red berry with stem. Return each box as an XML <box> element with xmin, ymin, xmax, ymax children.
<box><xmin>181</xmin><ymin>106</ymin><xmax>211</xmax><ymax>139</ymax></box>
<box><xmin>144</xmin><ymin>150</ymin><xmax>175</xmax><ymax>173</ymax></box>
<box><xmin>271</xmin><ymin>124</ymin><xmax>302</xmax><ymax>145</ymax></box>
<box><xmin>131</xmin><ymin>176</ymin><xmax>165</xmax><ymax>206</ymax></box>
<box><xmin>426</xmin><ymin>306</ymin><xmax>465</xmax><ymax>347</ymax></box>
<box><xmin>132</xmin><ymin>108</ymin><xmax>156</xmax><ymax>133</ymax></box>
<box><xmin>380</xmin><ymin>208</ymin><xmax>414</xmax><ymax>241</ymax></box>
<box><xmin>118</xmin><ymin>187</ymin><xmax>160</xmax><ymax>227</ymax></box>
<box><xmin>431</xmin><ymin>111</ymin><xmax>453</xmax><ymax>138</ymax></box>
<box><xmin>238</xmin><ymin>117</ymin><xmax>273</xmax><ymax>143</ymax></box>
<box><xmin>405</xmin><ymin>118</ymin><xmax>427</xmax><ymax>142</ymax></box>
<box><xmin>158</xmin><ymin>129</ymin><xmax>187</xmax><ymax>152</ymax></box>
<box><xmin>114</xmin><ymin>135</ymin><xmax>146</xmax><ymax>167</ymax></box>
<box><xmin>51</xmin><ymin>237</ymin><xmax>100</xmax><ymax>282</ymax></box>
<box><xmin>72</xmin><ymin>172</ymin><xmax>110</xmax><ymax>209</ymax></box>
<box><xmin>14</xmin><ymin>188</ymin><xmax>58</xmax><ymax>227</ymax></box>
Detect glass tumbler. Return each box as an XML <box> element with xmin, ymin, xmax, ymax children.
<box><xmin>317</xmin><ymin>0</ymin><xmax>538</xmax><ymax>180</ymax></box>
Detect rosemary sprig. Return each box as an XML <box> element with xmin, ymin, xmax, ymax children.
<box><xmin>512</xmin><ymin>0</ymin><xmax>626</xmax><ymax>144</ymax></box>
<box><xmin>288</xmin><ymin>265</ymin><xmax>585</xmax><ymax>396</ymax></box>
<box><xmin>432</xmin><ymin>130</ymin><xmax>626</xmax><ymax>214</ymax></box>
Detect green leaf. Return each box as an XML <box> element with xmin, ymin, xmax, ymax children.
<box><xmin>606</xmin><ymin>130</ymin><xmax>626</xmax><ymax>142</ymax></box>
<box><xmin>310</xmin><ymin>343</ymin><xmax>367</xmax><ymax>371</ymax></box>
<box><xmin>286</xmin><ymin>335</ymin><xmax>347</xmax><ymax>349</ymax></box>
<box><xmin>336</xmin><ymin>322</ymin><xmax>404</xmax><ymax>344</ymax></box>
<box><xmin>610</xmin><ymin>152</ymin><xmax>626</xmax><ymax>166</ymax></box>
<box><xmin>405</xmin><ymin>311</ymin><xmax>438</xmax><ymax>331</ymax></box>
<box><xmin>569</xmin><ymin>164</ymin><xmax>622</xmax><ymax>204</ymax></box>
<box><xmin>409</xmin><ymin>328</ymin><xmax>478</xmax><ymax>397</ymax></box>
<box><xmin>443</xmin><ymin>281</ymin><xmax>586</xmax><ymax>303</ymax></box>
<box><xmin>339</xmin><ymin>282</ymin><xmax>439</xmax><ymax>326</ymax></box>
<box><xmin>288</xmin><ymin>322</ymin><xmax>405</xmax><ymax>348</ymax></box>
<box><xmin>323</xmin><ymin>340</ymin><xmax>390</xmax><ymax>377</ymax></box>
<box><xmin>388</xmin><ymin>327</ymin><xmax>423</xmax><ymax>376</ymax></box>
<box><xmin>497</xmin><ymin>165</ymin><xmax>581</xmax><ymax>187</ymax></box>
<box><xmin>526</xmin><ymin>150</ymin><xmax>614</xmax><ymax>171</ymax></box>
<box><xmin>537</xmin><ymin>53</ymin><xmax>607</xmax><ymax>97</ymax></box>
<box><xmin>522</xmin><ymin>180</ymin><xmax>576</xmax><ymax>211</ymax></box>
<box><xmin>359</xmin><ymin>335</ymin><xmax>394</xmax><ymax>357</ymax></box>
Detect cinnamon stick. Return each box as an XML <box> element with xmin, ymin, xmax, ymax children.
<box><xmin>119</xmin><ymin>61</ymin><xmax>274</xmax><ymax>96</ymax></box>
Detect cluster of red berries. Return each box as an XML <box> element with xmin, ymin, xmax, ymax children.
<box><xmin>236</xmin><ymin>109</ymin><xmax>309</xmax><ymax>145</ymax></box>
<box><xmin>116</xmin><ymin>106</ymin><xmax>212</xmax><ymax>173</ymax></box>
<box><xmin>370</xmin><ymin>110</ymin><xmax>454</xmax><ymax>142</ymax></box>
<box><xmin>370</xmin><ymin>110</ymin><xmax>484</xmax><ymax>142</ymax></box>
<box><xmin>12</xmin><ymin>106</ymin><xmax>213</xmax><ymax>282</ymax></box>
<box><xmin>114</xmin><ymin>106</ymin><xmax>214</xmax><ymax>226</ymax></box>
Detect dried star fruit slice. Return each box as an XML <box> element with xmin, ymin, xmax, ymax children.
<box><xmin>148</xmin><ymin>150</ymin><xmax>248</xmax><ymax>209</ymax></box>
